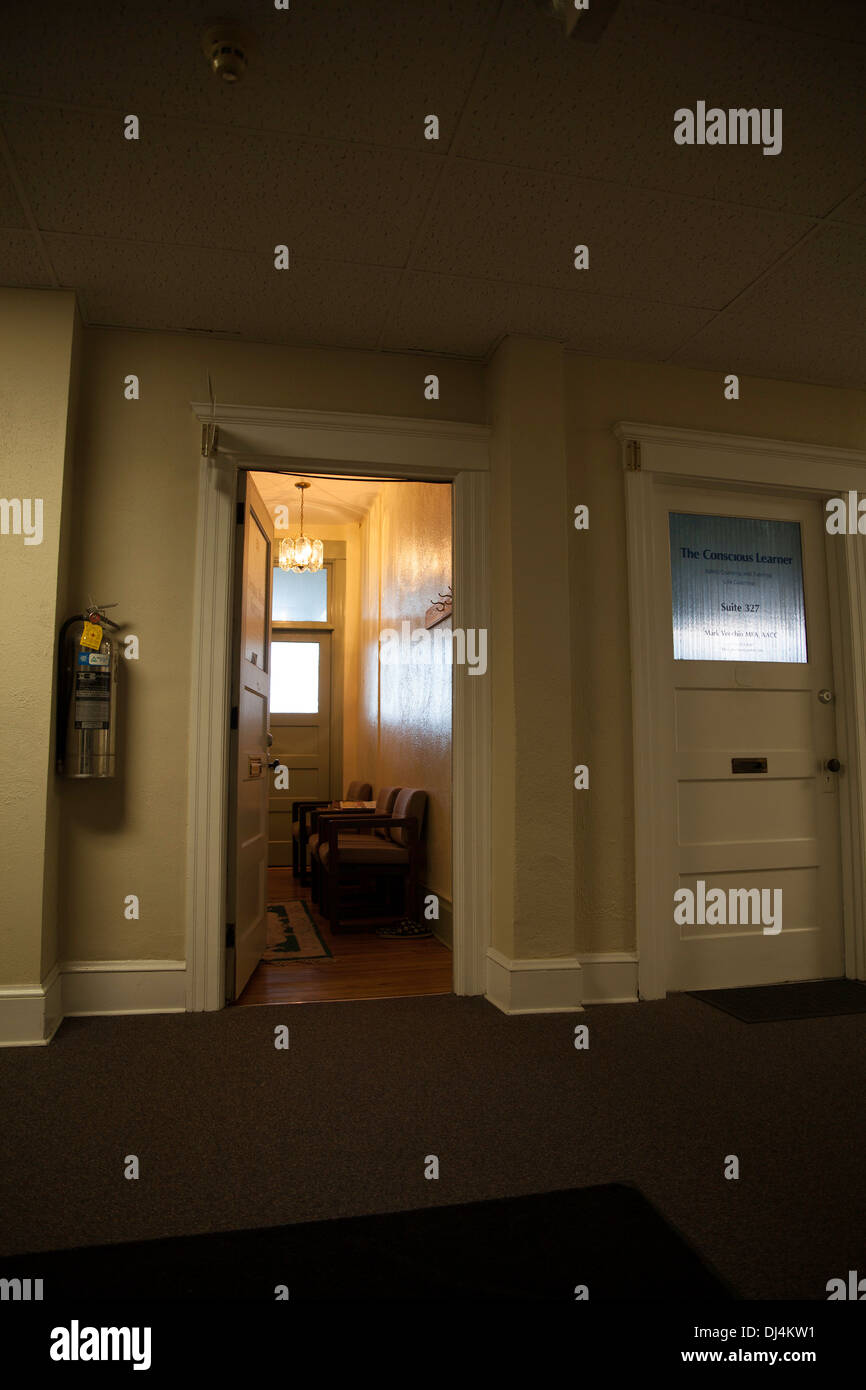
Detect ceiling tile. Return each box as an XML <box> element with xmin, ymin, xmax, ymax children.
<box><xmin>0</xmin><ymin>150</ymin><xmax>28</xmax><ymax>228</ymax></box>
<box><xmin>673</xmin><ymin>321</ymin><xmax>866</xmax><ymax>390</ymax></box>
<box><xmin>413</xmin><ymin>160</ymin><xmax>814</xmax><ymax>308</ymax></box>
<box><xmin>46</xmin><ymin>235</ymin><xmax>399</xmax><ymax>348</ymax></box>
<box><xmin>2</xmin><ymin>104</ymin><xmax>439</xmax><ymax>263</ymax></box>
<box><xmin>833</xmin><ymin>187</ymin><xmax>866</xmax><ymax>226</ymax></box>
<box><xmin>691</xmin><ymin>222</ymin><xmax>866</xmax><ymax>334</ymax></box>
<box><xmin>0</xmin><ymin>0</ymin><xmax>500</xmax><ymax>147</ymax></box>
<box><xmin>382</xmin><ymin>270</ymin><xmax>714</xmax><ymax>359</ymax></box>
<box><xmin>669</xmin><ymin>224</ymin><xmax>866</xmax><ymax>386</ymax></box>
<box><xmin>456</xmin><ymin>0</ymin><xmax>866</xmax><ymax>216</ymax></box>
<box><xmin>1</xmin><ymin>1</ymin><xmax>863</xmax><ymax>386</ymax></box>
<box><xmin>652</xmin><ymin>0</ymin><xmax>866</xmax><ymax>46</ymax></box>
<box><xmin>0</xmin><ymin>228</ymin><xmax>53</xmax><ymax>284</ymax></box>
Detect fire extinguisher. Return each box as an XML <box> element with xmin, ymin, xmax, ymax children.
<box><xmin>56</xmin><ymin>603</ymin><xmax>122</xmax><ymax>778</ymax></box>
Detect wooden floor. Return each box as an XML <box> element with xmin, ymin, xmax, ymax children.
<box><xmin>234</xmin><ymin>868</ymin><xmax>453</xmax><ymax>1006</ymax></box>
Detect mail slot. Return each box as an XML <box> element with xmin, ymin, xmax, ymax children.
<box><xmin>732</xmin><ymin>757</ymin><xmax>767</xmax><ymax>774</ymax></box>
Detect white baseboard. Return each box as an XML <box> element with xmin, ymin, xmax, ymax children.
<box><xmin>578</xmin><ymin>951</ymin><xmax>639</xmax><ymax>1004</ymax></box>
<box><xmin>485</xmin><ymin>948</ymin><xmax>640</xmax><ymax>1014</ymax></box>
<box><xmin>0</xmin><ymin>960</ymin><xmax>186</xmax><ymax>1045</ymax></box>
<box><xmin>0</xmin><ymin>963</ymin><xmax>63</xmax><ymax>1046</ymax></box>
<box><xmin>486</xmin><ymin>948</ymin><xmax>584</xmax><ymax>1014</ymax></box>
<box><xmin>0</xmin><ymin>946</ymin><xmax>640</xmax><ymax>1044</ymax></box>
<box><xmin>62</xmin><ymin>960</ymin><xmax>186</xmax><ymax>1016</ymax></box>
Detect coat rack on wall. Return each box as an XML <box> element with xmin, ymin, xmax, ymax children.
<box><xmin>425</xmin><ymin>585</ymin><xmax>453</xmax><ymax>629</ymax></box>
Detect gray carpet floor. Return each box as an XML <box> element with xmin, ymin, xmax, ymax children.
<box><xmin>1</xmin><ymin>992</ymin><xmax>864</xmax><ymax>1300</ymax></box>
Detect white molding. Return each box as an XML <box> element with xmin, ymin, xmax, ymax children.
<box><xmin>825</xmin><ymin>537</ymin><xmax>866</xmax><ymax>981</ymax></box>
<box><xmin>190</xmin><ymin>403</ymin><xmax>491</xmax><ymax>475</ymax></box>
<box><xmin>615</xmin><ymin>421</ymin><xmax>866</xmax><ymax>492</ymax></box>
<box><xmin>486</xmin><ymin>948</ymin><xmax>584</xmax><ymax>1014</ymax></box>
<box><xmin>579</xmin><ymin>952</ymin><xmax>640</xmax><ymax>1004</ymax></box>
<box><xmin>185</xmin><ymin>453</ymin><xmax>236</xmax><ymax>1012</ymax></box>
<box><xmin>0</xmin><ymin>961</ymin><xmax>186</xmax><ymax>1045</ymax></box>
<box><xmin>452</xmin><ymin>471</ymin><xmax>491</xmax><ymax>995</ymax></box>
<box><xmin>624</xmin><ymin>466</ymin><xmax>668</xmax><ymax>1000</ymax></box>
<box><xmin>620</xmin><ymin>420</ymin><xmax>866</xmax><ymax>999</ymax></box>
<box><xmin>0</xmin><ymin>963</ymin><xmax>62</xmax><ymax>1047</ymax></box>
<box><xmin>63</xmin><ymin>961</ymin><xmax>186</xmax><ymax>1016</ymax></box>
<box><xmin>187</xmin><ymin>404</ymin><xmax>492</xmax><ymax>1009</ymax></box>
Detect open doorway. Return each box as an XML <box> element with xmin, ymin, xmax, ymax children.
<box><xmin>226</xmin><ymin>468</ymin><xmax>454</xmax><ymax>1006</ymax></box>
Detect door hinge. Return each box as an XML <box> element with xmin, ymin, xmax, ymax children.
<box><xmin>230</xmin><ymin>705</ymin><xmax>238</xmax><ymax>730</ymax></box>
<box><xmin>236</xmin><ymin>501</ymin><xmax>245</xmax><ymax>525</ymax></box>
<box><xmin>626</xmin><ymin>440</ymin><xmax>642</xmax><ymax>471</ymax></box>
<box><xmin>225</xmin><ymin>923</ymin><xmax>235</xmax><ymax>947</ymax></box>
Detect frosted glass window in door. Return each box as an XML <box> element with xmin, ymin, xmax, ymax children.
<box><xmin>669</xmin><ymin>513</ymin><xmax>807</xmax><ymax>663</ymax></box>
<box><xmin>272</xmin><ymin>566</ymin><xmax>328</xmax><ymax>621</ymax></box>
<box><xmin>270</xmin><ymin>642</ymin><xmax>319</xmax><ymax>713</ymax></box>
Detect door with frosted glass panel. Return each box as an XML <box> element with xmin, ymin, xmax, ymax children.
<box><xmin>657</xmin><ymin>486</ymin><xmax>844</xmax><ymax>992</ymax></box>
<box><xmin>268</xmin><ymin>632</ymin><xmax>331</xmax><ymax>866</ymax></box>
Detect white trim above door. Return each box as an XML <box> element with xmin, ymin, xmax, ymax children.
<box><xmin>618</xmin><ymin>422</ymin><xmax>866</xmax><ymax>999</ymax></box>
<box><xmin>185</xmin><ymin>405</ymin><xmax>491</xmax><ymax>1012</ymax></box>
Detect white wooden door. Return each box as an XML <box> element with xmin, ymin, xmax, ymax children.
<box><xmin>268</xmin><ymin>631</ymin><xmax>332</xmax><ymax>866</ymax></box>
<box><xmin>229</xmin><ymin>474</ymin><xmax>274</xmax><ymax>999</ymax></box>
<box><xmin>656</xmin><ymin>485</ymin><xmax>844</xmax><ymax>991</ymax></box>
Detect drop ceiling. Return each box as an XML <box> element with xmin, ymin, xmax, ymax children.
<box><xmin>1</xmin><ymin>0</ymin><xmax>865</xmax><ymax>387</ymax></box>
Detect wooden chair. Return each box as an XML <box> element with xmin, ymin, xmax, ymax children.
<box><xmin>291</xmin><ymin>780</ymin><xmax>372</xmax><ymax>880</ymax></box>
<box><xmin>317</xmin><ymin>788</ymin><xmax>428</xmax><ymax>934</ymax></box>
<box><xmin>309</xmin><ymin>786</ymin><xmax>400</xmax><ymax>904</ymax></box>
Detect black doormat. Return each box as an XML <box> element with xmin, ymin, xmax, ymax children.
<box><xmin>0</xmin><ymin>1184</ymin><xmax>733</xmax><ymax>1301</ymax></box>
<box><xmin>689</xmin><ymin>978</ymin><xmax>866</xmax><ymax>1023</ymax></box>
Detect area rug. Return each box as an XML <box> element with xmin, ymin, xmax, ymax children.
<box><xmin>0</xmin><ymin>1184</ymin><xmax>734</xmax><ymax>1300</ymax></box>
<box><xmin>264</xmin><ymin>902</ymin><xmax>332</xmax><ymax>962</ymax></box>
<box><xmin>689</xmin><ymin>978</ymin><xmax>866</xmax><ymax>1023</ymax></box>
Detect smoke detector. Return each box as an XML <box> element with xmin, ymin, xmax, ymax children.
<box><xmin>202</xmin><ymin>21</ymin><xmax>253</xmax><ymax>82</ymax></box>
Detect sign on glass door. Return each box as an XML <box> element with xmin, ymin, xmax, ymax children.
<box><xmin>669</xmin><ymin>513</ymin><xmax>807</xmax><ymax>662</ymax></box>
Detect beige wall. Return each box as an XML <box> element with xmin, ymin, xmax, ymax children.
<box><xmin>0</xmin><ymin>288</ymin><xmax>79</xmax><ymax>987</ymax></box>
<box><xmin>56</xmin><ymin>326</ymin><xmax>483</xmax><ymax>968</ymax></box>
<box><xmin>7</xmin><ymin>292</ymin><xmax>866</xmax><ymax>989</ymax></box>
<box><xmin>356</xmin><ymin>482</ymin><xmax>452</xmax><ymax>913</ymax></box>
<box><xmin>487</xmin><ymin>338</ymin><xmax>576</xmax><ymax>960</ymax></box>
<box><xmin>565</xmin><ymin>354</ymin><xmax>866</xmax><ymax>954</ymax></box>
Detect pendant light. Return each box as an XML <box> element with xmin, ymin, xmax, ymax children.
<box><xmin>278</xmin><ymin>481</ymin><xmax>324</xmax><ymax>573</ymax></box>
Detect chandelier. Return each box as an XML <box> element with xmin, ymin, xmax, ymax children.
<box><xmin>277</xmin><ymin>481</ymin><xmax>324</xmax><ymax>573</ymax></box>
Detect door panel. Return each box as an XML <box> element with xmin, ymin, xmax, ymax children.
<box><xmin>229</xmin><ymin>474</ymin><xmax>274</xmax><ymax>999</ymax></box>
<box><xmin>658</xmin><ymin>486</ymin><xmax>844</xmax><ymax>991</ymax></box>
<box><xmin>268</xmin><ymin>632</ymin><xmax>331</xmax><ymax>867</ymax></box>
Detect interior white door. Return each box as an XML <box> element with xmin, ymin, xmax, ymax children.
<box><xmin>656</xmin><ymin>485</ymin><xmax>844</xmax><ymax>992</ymax></box>
<box><xmin>229</xmin><ymin>473</ymin><xmax>274</xmax><ymax>999</ymax></box>
<box><xmin>268</xmin><ymin>631</ymin><xmax>332</xmax><ymax>866</ymax></box>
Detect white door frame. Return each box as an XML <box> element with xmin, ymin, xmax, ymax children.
<box><xmin>618</xmin><ymin>421</ymin><xmax>866</xmax><ymax>999</ymax></box>
<box><xmin>185</xmin><ymin>404</ymin><xmax>491</xmax><ymax>1011</ymax></box>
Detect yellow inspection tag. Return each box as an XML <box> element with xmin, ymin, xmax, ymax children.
<box><xmin>80</xmin><ymin>621</ymin><xmax>103</xmax><ymax>651</ymax></box>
